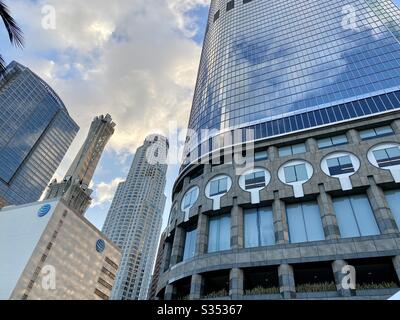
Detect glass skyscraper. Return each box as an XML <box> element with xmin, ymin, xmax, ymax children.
<box><xmin>0</xmin><ymin>61</ymin><xmax>79</xmax><ymax>207</ymax></box>
<box><xmin>156</xmin><ymin>1</ymin><xmax>400</xmax><ymax>300</ymax></box>
<box><xmin>183</xmin><ymin>0</ymin><xmax>400</xmax><ymax>165</ymax></box>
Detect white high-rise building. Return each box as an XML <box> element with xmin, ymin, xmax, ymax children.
<box><xmin>103</xmin><ymin>135</ymin><xmax>168</xmax><ymax>300</ymax></box>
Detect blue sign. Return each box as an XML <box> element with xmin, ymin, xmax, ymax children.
<box><xmin>38</xmin><ymin>204</ymin><xmax>51</xmax><ymax>218</ymax></box>
<box><xmin>96</xmin><ymin>239</ymin><xmax>106</xmax><ymax>253</ymax></box>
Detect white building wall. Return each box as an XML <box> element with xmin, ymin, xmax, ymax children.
<box><xmin>0</xmin><ymin>199</ymin><xmax>121</xmax><ymax>300</ymax></box>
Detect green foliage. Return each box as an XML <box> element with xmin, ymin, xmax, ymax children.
<box><xmin>203</xmin><ymin>289</ymin><xmax>228</xmax><ymax>299</ymax></box>
<box><xmin>357</xmin><ymin>282</ymin><xmax>399</xmax><ymax>290</ymax></box>
<box><xmin>296</xmin><ymin>282</ymin><xmax>337</xmax><ymax>293</ymax></box>
<box><xmin>245</xmin><ymin>286</ymin><xmax>280</xmax><ymax>296</ymax></box>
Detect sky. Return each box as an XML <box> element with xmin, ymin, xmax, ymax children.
<box><xmin>1</xmin><ymin>0</ymin><xmax>400</xmax><ymax>231</ymax></box>
<box><xmin>0</xmin><ymin>0</ymin><xmax>210</xmax><ymax>230</ymax></box>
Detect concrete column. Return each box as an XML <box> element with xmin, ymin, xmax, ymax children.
<box><xmin>306</xmin><ymin>138</ymin><xmax>318</xmax><ymax>153</ymax></box>
<box><xmin>231</xmin><ymin>200</ymin><xmax>244</xmax><ymax>249</ymax></box>
<box><xmin>393</xmin><ymin>256</ymin><xmax>400</xmax><ymax>283</ymax></box>
<box><xmin>367</xmin><ymin>177</ymin><xmax>398</xmax><ymax>234</ymax></box>
<box><xmin>170</xmin><ymin>226</ymin><xmax>185</xmax><ymax>265</ymax></box>
<box><xmin>190</xmin><ymin>274</ymin><xmax>204</xmax><ymax>300</ymax></box>
<box><xmin>317</xmin><ymin>184</ymin><xmax>341</xmax><ymax>240</ymax></box>
<box><xmin>392</xmin><ymin>120</ymin><xmax>400</xmax><ymax>134</ymax></box>
<box><xmin>229</xmin><ymin>268</ymin><xmax>244</xmax><ymax>300</ymax></box>
<box><xmin>272</xmin><ymin>191</ymin><xmax>289</xmax><ymax>244</ymax></box>
<box><xmin>332</xmin><ymin>260</ymin><xmax>354</xmax><ymax>298</ymax></box>
<box><xmin>196</xmin><ymin>212</ymin><xmax>209</xmax><ymax>256</ymax></box>
<box><xmin>268</xmin><ymin>146</ymin><xmax>278</xmax><ymax>161</ymax></box>
<box><xmin>160</xmin><ymin>240</ymin><xmax>173</xmax><ymax>272</ymax></box>
<box><xmin>348</xmin><ymin>129</ymin><xmax>361</xmax><ymax>144</ymax></box>
<box><xmin>278</xmin><ymin>264</ymin><xmax>296</xmax><ymax>299</ymax></box>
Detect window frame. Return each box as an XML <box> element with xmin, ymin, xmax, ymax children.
<box><xmin>209</xmin><ymin>177</ymin><xmax>229</xmax><ymax>196</ymax></box>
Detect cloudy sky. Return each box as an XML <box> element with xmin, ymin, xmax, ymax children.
<box><xmin>1</xmin><ymin>0</ymin><xmax>400</xmax><ymax>231</ymax></box>
<box><xmin>0</xmin><ymin>0</ymin><xmax>210</xmax><ymax>230</ymax></box>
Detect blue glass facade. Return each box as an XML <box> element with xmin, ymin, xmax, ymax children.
<box><xmin>184</xmin><ymin>0</ymin><xmax>400</xmax><ymax>165</ymax></box>
<box><xmin>0</xmin><ymin>61</ymin><xmax>79</xmax><ymax>206</ymax></box>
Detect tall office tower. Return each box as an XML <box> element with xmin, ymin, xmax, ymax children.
<box><xmin>44</xmin><ymin>114</ymin><xmax>116</xmax><ymax>215</ymax></box>
<box><xmin>157</xmin><ymin>0</ymin><xmax>400</xmax><ymax>300</ymax></box>
<box><xmin>103</xmin><ymin>135</ymin><xmax>168</xmax><ymax>300</ymax></box>
<box><xmin>0</xmin><ymin>61</ymin><xmax>79</xmax><ymax>207</ymax></box>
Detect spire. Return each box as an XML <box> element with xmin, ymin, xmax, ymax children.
<box><xmin>44</xmin><ymin>114</ymin><xmax>116</xmax><ymax>215</ymax></box>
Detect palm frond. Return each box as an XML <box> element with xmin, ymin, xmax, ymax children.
<box><xmin>0</xmin><ymin>1</ymin><xmax>24</xmax><ymax>48</ymax></box>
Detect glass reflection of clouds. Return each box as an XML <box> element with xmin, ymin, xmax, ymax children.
<box><xmin>185</xmin><ymin>0</ymin><xmax>400</xmax><ymax>163</ymax></box>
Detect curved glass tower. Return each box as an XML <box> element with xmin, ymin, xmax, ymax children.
<box><xmin>0</xmin><ymin>61</ymin><xmax>79</xmax><ymax>207</ymax></box>
<box><xmin>156</xmin><ymin>0</ymin><xmax>400</xmax><ymax>301</ymax></box>
<box><xmin>183</xmin><ymin>0</ymin><xmax>400</xmax><ymax>166</ymax></box>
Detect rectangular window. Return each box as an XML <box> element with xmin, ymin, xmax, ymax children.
<box><xmin>183</xmin><ymin>226</ymin><xmax>197</xmax><ymax>261</ymax></box>
<box><xmin>226</xmin><ymin>0</ymin><xmax>234</xmax><ymax>11</ymax></box>
<box><xmin>286</xmin><ymin>202</ymin><xmax>325</xmax><ymax>244</ymax></box>
<box><xmin>254</xmin><ymin>150</ymin><xmax>268</xmax><ymax>161</ymax></box>
<box><xmin>279</xmin><ymin>143</ymin><xmax>306</xmax><ymax>157</ymax></box>
<box><xmin>244</xmin><ymin>207</ymin><xmax>275</xmax><ymax>248</ymax></box>
<box><xmin>284</xmin><ymin>164</ymin><xmax>308</xmax><ymax>183</ymax></box>
<box><xmin>360</xmin><ymin>125</ymin><xmax>394</xmax><ymax>140</ymax></box>
<box><xmin>210</xmin><ymin>177</ymin><xmax>228</xmax><ymax>196</ymax></box>
<box><xmin>94</xmin><ymin>288</ymin><xmax>109</xmax><ymax>300</ymax></box>
<box><xmin>384</xmin><ymin>190</ymin><xmax>400</xmax><ymax>229</ymax></box>
<box><xmin>208</xmin><ymin>215</ymin><xmax>231</xmax><ymax>253</ymax></box>
<box><xmin>245</xmin><ymin>171</ymin><xmax>265</xmax><ymax>190</ymax></box>
<box><xmin>333</xmin><ymin>195</ymin><xmax>380</xmax><ymax>238</ymax></box>
<box><xmin>326</xmin><ymin>156</ymin><xmax>354</xmax><ymax>175</ymax></box>
<box><xmin>98</xmin><ymin>278</ymin><xmax>113</xmax><ymax>291</ymax></box>
<box><xmin>373</xmin><ymin>147</ymin><xmax>400</xmax><ymax>168</ymax></box>
<box><xmin>317</xmin><ymin>134</ymin><xmax>348</xmax><ymax>149</ymax></box>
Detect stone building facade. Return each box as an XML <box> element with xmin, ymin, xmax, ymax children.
<box><xmin>156</xmin><ymin>112</ymin><xmax>400</xmax><ymax>300</ymax></box>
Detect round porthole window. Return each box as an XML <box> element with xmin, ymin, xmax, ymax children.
<box><xmin>205</xmin><ymin>175</ymin><xmax>232</xmax><ymax>211</ymax></box>
<box><xmin>368</xmin><ymin>143</ymin><xmax>400</xmax><ymax>183</ymax></box>
<box><xmin>181</xmin><ymin>186</ymin><xmax>199</xmax><ymax>221</ymax></box>
<box><xmin>321</xmin><ymin>152</ymin><xmax>360</xmax><ymax>191</ymax></box>
<box><xmin>278</xmin><ymin>160</ymin><xmax>313</xmax><ymax>198</ymax></box>
<box><xmin>239</xmin><ymin>168</ymin><xmax>271</xmax><ymax>204</ymax></box>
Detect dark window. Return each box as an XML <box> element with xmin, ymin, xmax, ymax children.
<box><xmin>245</xmin><ymin>171</ymin><xmax>266</xmax><ymax>190</ymax></box>
<box><xmin>327</xmin><ymin>156</ymin><xmax>355</xmax><ymax>176</ymax></box>
<box><xmin>98</xmin><ymin>277</ymin><xmax>113</xmax><ymax>291</ymax></box>
<box><xmin>94</xmin><ymin>288</ymin><xmax>109</xmax><ymax>300</ymax></box>
<box><xmin>373</xmin><ymin>147</ymin><xmax>400</xmax><ymax>168</ymax></box>
<box><xmin>243</xmin><ymin>0</ymin><xmax>253</xmax><ymax>4</ymax></box>
<box><xmin>105</xmin><ymin>257</ymin><xmax>119</xmax><ymax>270</ymax></box>
<box><xmin>214</xmin><ymin>10</ymin><xmax>220</xmax><ymax>22</ymax></box>
<box><xmin>227</xmin><ymin>0</ymin><xmax>234</xmax><ymax>11</ymax></box>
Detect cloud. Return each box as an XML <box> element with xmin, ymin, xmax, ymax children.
<box><xmin>91</xmin><ymin>177</ymin><xmax>125</xmax><ymax>207</ymax></box>
<box><xmin>5</xmin><ymin>0</ymin><xmax>208</xmax><ymax>178</ymax></box>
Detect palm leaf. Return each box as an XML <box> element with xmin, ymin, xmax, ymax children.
<box><xmin>0</xmin><ymin>1</ymin><xmax>24</xmax><ymax>48</ymax></box>
<box><xmin>0</xmin><ymin>1</ymin><xmax>24</xmax><ymax>72</ymax></box>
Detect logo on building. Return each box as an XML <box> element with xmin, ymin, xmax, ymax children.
<box><xmin>38</xmin><ymin>204</ymin><xmax>51</xmax><ymax>217</ymax></box>
<box><xmin>96</xmin><ymin>239</ymin><xmax>106</xmax><ymax>253</ymax></box>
